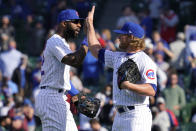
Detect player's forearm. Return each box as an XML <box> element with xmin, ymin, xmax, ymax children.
<box><xmin>121</xmin><ymin>81</ymin><xmax>156</xmax><ymax>96</ymax></box>
<box><xmin>61</xmin><ymin>45</ymin><xmax>88</xmax><ymax>68</ymax></box>
<box><xmin>87</xmin><ymin>24</ymin><xmax>102</xmax><ymax>58</ymax></box>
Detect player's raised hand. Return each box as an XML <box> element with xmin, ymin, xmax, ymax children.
<box><xmin>86</xmin><ymin>5</ymin><xmax>95</xmax><ymax>26</ymax></box>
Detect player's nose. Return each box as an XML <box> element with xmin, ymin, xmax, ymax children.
<box><xmin>77</xmin><ymin>22</ymin><xmax>81</xmax><ymax>28</ymax></box>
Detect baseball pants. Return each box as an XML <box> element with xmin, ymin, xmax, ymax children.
<box><xmin>35</xmin><ymin>87</ymin><xmax>78</xmax><ymax>131</ymax></box>
<box><xmin>112</xmin><ymin>105</ymin><xmax>152</xmax><ymax>131</ymax></box>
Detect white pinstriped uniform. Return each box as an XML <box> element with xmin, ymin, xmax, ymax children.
<box><xmin>35</xmin><ymin>34</ymin><xmax>78</xmax><ymax>131</ymax></box>
<box><xmin>104</xmin><ymin>50</ymin><xmax>157</xmax><ymax>131</ymax></box>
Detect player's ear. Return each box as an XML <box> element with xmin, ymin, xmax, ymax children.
<box><xmin>60</xmin><ymin>22</ymin><xmax>67</xmax><ymax>27</ymax></box>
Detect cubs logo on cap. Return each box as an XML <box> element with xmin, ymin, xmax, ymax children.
<box><xmin>76</xmin><ymin>11</ymin><xmax>79</xmax><ymax>17</ymax></box>
<box><xmin>146</xmin><ymin>69</ymin><xmax>155</xmax><ymax>79</ymax></box>
<box><xmin>57</xmin><ymin>9</ymin><xmax>84</xmax><ymax>23</ymax></box>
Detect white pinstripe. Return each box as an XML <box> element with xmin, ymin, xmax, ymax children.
<box><xmin>104</xmin><ymin>50</ymin><xmax>156</xmax><ymax>130</ymax></box>
<box><xmin>40</xmin><ymin>34</ymin><xmax>72</xmax><ymax>90</ymax></box>
<box><xmin>35</xmin><ymin>34</ymin><xmax>77</xmax><ymax>131</ymax></box>
<box><xmin>112</xmin><ymin>106</ymin><xmax>152</xmax><ymax>131</ymax></box>
<box><xmin>35</xmin><ymin>89</ymin><xmax>78</xmax><ymax>131</ymax></box>
<box><xmin>105</xmin><ymin>50</ymin><xmax>157</xmax><ymax>106</ymax></box>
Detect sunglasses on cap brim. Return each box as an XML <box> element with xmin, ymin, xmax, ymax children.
<box><xmin>65</xmin><ymin>19</ymin><xmax>83</xmax><ymax>24</ymax></box>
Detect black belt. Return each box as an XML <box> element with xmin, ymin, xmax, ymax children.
<box><xmin>40</xmin><ymin>86</ymin><xmax>64</xmax><ymax>93</ymax></box>
<box><xmin>117</xmin><ymin>106</ymin><xmax>135</xmax><ymax>113</ymax></box>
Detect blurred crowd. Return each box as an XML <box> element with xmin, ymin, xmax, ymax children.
<box><xmin>0</xmin><ymin>0</ymin><xmax>196</xmax><ymax>131</ymax></box>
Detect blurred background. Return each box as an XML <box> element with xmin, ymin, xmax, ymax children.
<box><xmin>0</xmin><ymin>0</ymin><xmax>196</xmax><ymax>131</ymax></box>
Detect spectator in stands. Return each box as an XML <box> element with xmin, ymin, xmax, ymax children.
<box><xmin>0</xmin><ymin>116</ymin><xmax>12</xmax><ymax>131</ymax></box>
<box><xmin>188</xmin><ymin>37</ymin><xmax>196</xmax><ymax>93</ymax></box>
<box><xmin>31</xmin><ymin>57</ymin><xmax>42</xmax><ymax>100</ymax></box>
<box><xmin>153</xmin><ymin>97</ymin><xmax>178</xmax><ymax>131</ymax></box>
<box><xmin>0</xmin><ymin>95</ymin><xmax>14</xmax><ymax>117</ymax></box>
<box><xmin>96</xmin><ymin>85</ymin><xmax>113</xmax><ymax>128</ymax></box>
<box><xmin>113</xmin><ymin>38</ymin><xmax>120</xmax><ymax>50</ymax></box>
<box><xmin>82</xmin><ymin>50</ymin><xmax>103</xmax><ymax>89</ymax></box>
<box><xmin>192</xmin><ymin>113</ymin><xmax>196</xmax><ymax>123</ymax></box>
<box><xmin>47</xmin><ymin>0</ymin><xmax>67</xmax><ymax>28</ymax></box>
<box><xmin>148</xmin><ymin>0</ymin><xmax>162</xmax><ymax>29</ymax></box>
<box><xmin>95</xmin><ymin>84</ymin><xmax>112</xmax><ymax>107</ymax></box>
<box><xmin>160</xmin><ymin>8</ymin><xmax>179</xmax><ymax>43</ymax></box>
<box><xmin>101</xmin><ymin>29</ymin><xmax>116</xmax><ymax>51</ymax></box>
<box><xmin>81</xmin><ymin>34</ymin><xmax>104</xmax><ymax>90</ymax></box>
<box><xmin>70</xmin><ymin>67</ymin><xmax>91</xmax><ymax>93</ymax></box>
<box><xmin>1</xmin><ymin>77</ymin><xmax>18</xmax><ymax>95</ymax></box>
<box><xmin>0</xmin><ymin>33</ymin><xmax>10</xmax><ymax>51</ymax></box>
<box><xmin>190</xmin><ymin>64</ymin><xmax>196</xmax><ymax>94</ymax></box>
<box><xmin>95</xmin><ymin>31</ymin><xmax>106</xmax><ymax>48</ymax></box>
<box><xmin>188</xmin><ymin>33</ymin><xmax>196</xmax><ymax>63</ymax></box>
<box><xmin>23</xmin><ymin>14</ymin><xmax>34</xmax><ymax>54</ymax></box>
<box><xmin>8</xmin><ymin>95</ymin><xmax>28</xmax><ymax>131</ymax></box>
<box><xmin>152</xmin><ymin>31</ymin><xmax>174</xmax><ymax>61</ymax></box>
<box><xmin>169</xmin><ymin>32</ymin><xmax>186</xmax><ymax>73</ymax></box>
<box><xmin>11</xmin><ymin>115</ymin><xmax>27</xmax><ymax>131</ymax></box>
<box><xmin>23</xmin><ymin>100</ymin><xmax>35</xmax><ymax>131</ymax></box>
<box><xmin>116</xmin><ymin>5</ymin><xmax>139</xmax><ymax>29</ymax></box>
<box><xmin>162</xmin><ymin>72</ymin><xmax>186</xmax><ymax>119</ymax></box>
<box><xmin>189</xmin><ymin>49</ymin><xmax>196</xmax><ymax>94</ymax></box>
<box><xmin>79</xmin><ymin>113</ymin><xmax>91</xmax><ymax>131</ymax></box>
<box><xmin>101</xmin><ymin>29</ymin><xmax>115</xmax><ymax>83</ymax></box>
<box><xmin>31</xmin><ymin>57</ymin><xmax>42</xmax><ymax>90</ymax></box>
<box><xmin>0</xmin><ymin>39</ymin><xmax>22</xmax><ymax>79</ymax></box>
<box><xmin>26</xmin><ymin>16</ymin><xmax>46</xmax><ymax>56</ymax></box>
<box><xmin>144</xmin><ymin>38</ymin><xmax>154</xmax><ymax>60</ymax></box>
<box><xmin>0</xmin><ymin>15</ymin><xmax>15</xmax><ymax>38</ymax></box>
<box><xmin>0</xmin><ymin>70</ymin><xmax>2</xmax><ymax>87</ymax></box>
<box><xmin>89</xmin><ymin>119</ymin><xmax>108</xmax><ymax>131</ymax></box>
<box><xmin>153</xmin><ymin>31</ymin><xmax>169</xmax><ymax>49</ymax></box>
<box><xmin>12</xmin><ymin>55</ymin><xmax>32</xmax><ymax>98</ymax></box>
<box><xmin>157</xmin><ymin>67</ymin><xmax>168</xmax><ymax>91</ymax></box>
<box><xmin>140</xmin><ymin>9</ymin><xmax>153</xmax><ymax>38</ymax></box>
<box><xmin>98</xmin><ymin>99</ymin><xmax>113</xmax><ymax>128</ymax></box>
<box><xmin>154</xmin><ymin>51</ymin><xmax>169</xmax><ymax>73</ymax></box>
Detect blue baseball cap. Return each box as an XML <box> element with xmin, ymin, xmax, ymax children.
<box><xmin>57</xmin><ymin>9</ymin><xmax>84</xmax><ymax>23</ymax></box>
<box><xmin>113</xmin><ymin>22</ymin><xmax>145</xmax><ymax>38</ymax></box>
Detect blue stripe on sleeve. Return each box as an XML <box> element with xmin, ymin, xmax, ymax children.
<box><xmin>98</xmin><ymin>49</ymin><xmax>105</xmax><ymax>64</ymax></box>
<box><xmin>167</xmin><ymin>111</ymin><xmax>174</xmax><ymax>126</ymax></box>
<box><xmin>68</xmin><ymin>81</ymin><xmax>79</xmax><ymax>96</ymax></box>
<box><xmin>150</xmin><ymin>84</ymin><xmax>157</xmax><ymax>92</ymax></box>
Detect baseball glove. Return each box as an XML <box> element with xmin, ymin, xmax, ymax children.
<box><xmin>76</xmin><ymin>93</ymin><xmax>100</xmax><ymax>118</ymax></box>
<box><xmin>117</xmin><ymin>59</ymin><xmax>141</xmax><ymax>88</ymax></box>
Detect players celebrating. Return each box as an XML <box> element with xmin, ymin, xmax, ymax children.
<box><xmin>34</xmin><ymin>9</ymin><xmax>88</xmax><ymax>131</ymax></box>
<box><xmin>86</xmin><ymin>6</ymin><xmax>157</xmax><ymax>131</ymax></box>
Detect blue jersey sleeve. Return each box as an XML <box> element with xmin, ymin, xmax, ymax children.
<box><xmin>98</xmin><ymin>48</ymin><xmax>105</xmax><ymax>64</ymax></box>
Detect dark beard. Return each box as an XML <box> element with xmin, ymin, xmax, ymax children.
<box><xmin>63</xmin><ymin>23</ymin><xmax>78</xmax><ymax>41</ymax></box>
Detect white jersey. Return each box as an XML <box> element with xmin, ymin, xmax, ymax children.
<box><xmin>104</xmin><ymin>50</ymin><xmax>157</xmax><ymax>106</ymax></box>
<box><xmin>39</xmin><ymin>34</ymin><xmax>72</xmax><ymax>90</ymax></box>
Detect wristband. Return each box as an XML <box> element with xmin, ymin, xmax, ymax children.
<box><xmin>68</xmin><ymin>81</ymin><xmax>79</xmax><ymax>96</ymax></box>
<box><xmin>81</xmin><ymin>37</ymin><xmax>88</xmax><ymax>47</ymax></box>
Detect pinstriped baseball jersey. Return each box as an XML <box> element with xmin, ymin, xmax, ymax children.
<box><xmin>39</xmin><ymin>34</ymin><xmax>72</xmax><ymax>90</ymax></box>
<box><xmin>104</xmin><ymin>50</ymin><xmax>157</xmax><ymax>106</ymax></box>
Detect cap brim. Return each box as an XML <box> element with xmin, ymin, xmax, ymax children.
<box><xmin>113</xmin><ymin>30</ymin><xmax>129</xmax><ymax>34</ymax></box>
<box><xmin>69</xmin><ymin>18</ymin><xmax>85</xmax><ymax>20</ymax></box>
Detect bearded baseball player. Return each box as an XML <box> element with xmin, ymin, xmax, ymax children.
<box><xmin>34</xmin><ymin>9</ymin><xmax>88</xmax><ymax>131</ymax></box>
<box><xmin>87</xmin><ymin>6</ymin><xmax>157</xmax><ymax>131</ymax></box>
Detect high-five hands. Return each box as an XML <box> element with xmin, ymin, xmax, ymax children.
<box><xmin>86</xmin><ymin>5</ymin><xmax>95</xmax><ymax>27</ymax></box>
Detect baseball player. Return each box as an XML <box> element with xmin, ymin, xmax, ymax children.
<box><xmin>34</xmin><ymin>9</ymin><xmax>88</xmax><ymax>131</ymax></box>
<box><xmin>86</xmin><ymin>6</ymin><xmax>157</xmax><ymax>131</ymax></box>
